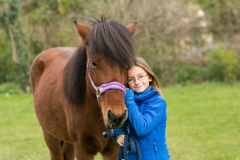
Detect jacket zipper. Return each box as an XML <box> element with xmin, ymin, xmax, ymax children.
<box><xmin>153</xmin><ymin>140</ymin><xmax>158</xmax><ymax>152</ymax></box>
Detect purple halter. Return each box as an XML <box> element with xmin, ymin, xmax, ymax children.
<box><xmin>87</xmin><ymin>59</ymin><xmax>126</xmax><ymax>101</ymax></box>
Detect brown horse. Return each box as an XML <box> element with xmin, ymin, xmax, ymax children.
<box><xmin>30</xmin><ymin>16</ymin><xmax>137</xmax><ymax>160</ymax></box>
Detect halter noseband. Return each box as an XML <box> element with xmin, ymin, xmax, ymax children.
<box><xmin>87</xmin><ymin>59</ymin><xmax>126</xmax><ymax>102</ymax></box>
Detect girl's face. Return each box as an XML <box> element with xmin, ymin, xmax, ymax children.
<box><xmin>127</xmin><ymin>65</ymin><xmax>152</xmax><ymax>93</ymax></box>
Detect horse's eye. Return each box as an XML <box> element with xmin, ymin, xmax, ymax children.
<box><xmin>92</xmin><ymin>62</ymin><xmax>97</xmax><ymax>67</ymax></box>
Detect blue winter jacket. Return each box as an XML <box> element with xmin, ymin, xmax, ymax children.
<box><xmin>115</xmin><ymin>87</ymin><xmax>170</xmax><ymax>160</ymax></box>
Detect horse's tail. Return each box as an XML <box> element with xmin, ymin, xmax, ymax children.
<box><xmin>30</xmin><ymin>53</ymin><xmax>45</xmax><ymax>93</ymax></box>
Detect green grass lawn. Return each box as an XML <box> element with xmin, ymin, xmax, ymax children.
<box><xmin>164</xmin><ymin>82</ymin><xmax>240</xmax><ymax>160</ymax></box>
<box><xmin>0</xmin><ymin>82</ymin><xmax>239</xmax><ymax>160</ymax></box>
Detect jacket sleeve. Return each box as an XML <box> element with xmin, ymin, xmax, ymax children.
<box><xmin>126</xmin><ymin>97</ymin><xmax>167</xmax><ymax>137</ymax></box>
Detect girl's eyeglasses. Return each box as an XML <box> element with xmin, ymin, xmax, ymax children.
<box><xmin>127</xmin><ymin>74</ymin><xmax>148</xmax><ymax>84</ymax></box>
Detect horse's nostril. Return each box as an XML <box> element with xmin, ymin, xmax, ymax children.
<box><xmin>107</xmin><ymin>110</ymin><xmax>116</xmax><ymax>121</ymax></box>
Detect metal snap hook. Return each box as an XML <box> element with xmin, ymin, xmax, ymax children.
<box><xmin>96</xmin><ymin>87</ymin><xmax>101</xmax><ymax>97</ymax></box>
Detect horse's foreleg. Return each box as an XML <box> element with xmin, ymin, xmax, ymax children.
<box><xmin>74</xmin><ymin>142</ymin><xmax>95</xmax><ymax>160</ymax></box>
<box><xmin>62</xmin><ymin>141</ymin><xmax>75</xmax><ymax>160</ymax></box>
<box><xmin>43</xmin><ymin>130</ymin><xmax>64</xmax><ymax>160</ymax></box>
<box><xmin>101</xmin><ymin>139</ymin><xmax>120</xmax><ymax>160</ymax></box>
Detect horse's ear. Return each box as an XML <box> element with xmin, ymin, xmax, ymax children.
<box><xmin>126</xmin><ymin>22</ymin><xmax>137</xmax><ymax>35</ymax></box>
<box><xmin>74</xmin><ymin>20</ymin><xmax>91</xmax><ymax>41</ymax></box>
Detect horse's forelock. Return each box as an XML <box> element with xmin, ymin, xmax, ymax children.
<box><xmin>89</xmin><ymin>19</ymin><xmax>136</xmax><ymax>68</ymax></box>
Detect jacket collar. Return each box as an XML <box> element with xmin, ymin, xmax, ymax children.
<box><xmin>134</xmin><ymin>86</ymin><xmax>159</xmax><ymax>104</ymax></box>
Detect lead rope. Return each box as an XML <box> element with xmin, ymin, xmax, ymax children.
<box><xmin>118</xmin><ymin>134</ymin><xmax>142</xmax><ymax>160</ymax></box>
<box><xmin>103</xmin><ymin>130</ymin><xmax>142</xmax><ymax>160</ymax></box>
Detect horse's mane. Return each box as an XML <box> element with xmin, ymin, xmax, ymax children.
<box><xmin>63</xmin><ymin>15</ymin><xmax>136</xmax><ymax>105</ymax></box>
<box><xmin>63</xmin><ymin>46</ymin><xmax>87</xmax><ymax>105</ymax></box>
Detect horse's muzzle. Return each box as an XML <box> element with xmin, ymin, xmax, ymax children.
<box><xmin>106</xmin><ymin>109</ymin><xmax>128</xmax><ymax>129</ymax></box>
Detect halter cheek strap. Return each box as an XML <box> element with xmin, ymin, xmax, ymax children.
<box><xmin>87</xmin><ymin>58</ymin><xmax>126</xmax><ymax>102</ymax></box>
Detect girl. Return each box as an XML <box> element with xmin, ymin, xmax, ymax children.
<box><xmin>115</xmin><ymin>57</ymin><xmax>170</xmax><ymax>160</ymax></box>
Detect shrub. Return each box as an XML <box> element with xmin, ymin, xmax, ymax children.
<box><xmin>205</xmin><ymin>44</ymin><xmax>238</xmax><ymax>82</ymax></box>
<box><xmin>0</xmin><ymin>82</ymin><xmax>23</xmax><ymax>94</ymax></box>
<box><xmin>173</xmin><ymin>63</ymin><xmax>207</xmax><ymax>85</ymax></box>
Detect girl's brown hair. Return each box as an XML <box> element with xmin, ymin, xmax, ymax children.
<box><xmin>129</xmin><ymin>57</ymin><xmax>163</xmax><ymax>97</ymax></box>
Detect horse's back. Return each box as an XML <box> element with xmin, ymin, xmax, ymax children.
<box><xmin>30</xmin><ymin>47</ymin><xmax>76</xmax><ymax>141</ymax></box>
<box><xmin>30</xmin><ymin>47</ymin><xmax>76</xmax><ymax>91</ymax></box>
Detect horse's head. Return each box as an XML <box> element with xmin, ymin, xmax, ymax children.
<box><xmin>74</xmin><ymin>16</ymin><xmax>136</xmax><ymax>128</ymax></box>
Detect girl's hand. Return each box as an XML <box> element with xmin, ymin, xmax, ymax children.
<box><xmin>117</xmin><ymin>134</ymin><xmax>125</xmax><ymax>146</ymax></box>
